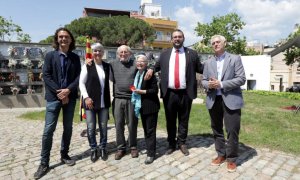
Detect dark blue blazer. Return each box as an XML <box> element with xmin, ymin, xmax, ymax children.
<box><xmin>43</xmin><ymin>50</ymin><xmax>81</xmax><ymax>101</ymax></box>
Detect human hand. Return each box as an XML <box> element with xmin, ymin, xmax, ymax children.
<box><xmin>57</xmin><ymin>88</ymin><xmax>70</xmax><ymax>100</ymax></box>
<box><xmin>133</xmin><ymin>89</ymin><xmax>146</xmax><ymax>94</ymax></box>
<box><xmin>144</xmin><ymin>69</ymin><xmax>153</xmax><ymax>80</ymax></box>
<box><xmin>61</xmin><ymin>96</ymin><xmax>69</xmax><ymax>105</ymax></box>
<box><xmin>86</xmin><ymin>58</ymin><xmax>93</xmax><ymax>66</ymax></box>
<box><xmin>208</xmin><ymin>77</ymin><xmax>221</xmax><ymax>89</ymax></box>
<box><xmin>84</xmin><ymin>97</ymin><xmax>94</xmax><ymax>109</ymax></box>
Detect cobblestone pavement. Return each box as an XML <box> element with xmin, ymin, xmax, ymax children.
<box><xmin>0</xmin><ymin>108</ymin><xmax>300</xmax><ymax>180</ymax></box>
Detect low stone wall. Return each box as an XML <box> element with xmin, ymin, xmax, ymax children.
<box><xmin>0</xmin><ymin>94</ymin><xmax>45</xmax><ymax>108</ymax></box>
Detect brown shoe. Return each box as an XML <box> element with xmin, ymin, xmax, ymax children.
<box><xmin>211</xmin><ymin>156</ymin><xmax>226</xmax><ymax>166</ymax></box>
<box><xmin>131</xmin><ymin>149</ymin><xmax>139</xmax><ymax>158</ymax></box>
<box><xmin>179</xmin><ymin>144</ymin><xmax>189</xmax><ymax>156</ymax></box>
<box><xmin>115</xmin><ymin>150</ymin><xmax>125</xmax><ymax>160</ymax></box>
<box><xmin>227</xmin><ymin>161</ymin><xmax>237</xmax><ymax>172</ymax></box>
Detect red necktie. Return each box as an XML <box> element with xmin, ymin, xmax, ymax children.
<box><xmin>174</xmin><ymin>49</ymin><xmax>180</xmax><ymax>89</ymax></box>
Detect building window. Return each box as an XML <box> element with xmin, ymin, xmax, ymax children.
<box><xmin>271</xmin><ymin>85</ymin><xmax>274</xmax><ymax>90</ymax></box>
<box><xmin>274</xmin><ymin>75</ymin><xmax>283</xmax><ymax>80</ymax></box>
<box><xmin>155</xmin><ymin>31</ymin><xmax>163</xmax><ymax>41</ymax></box>
<box><xmin>166</xmin><ymin>32</ymin><xmax>171</xmax><ymax>41</ymax></box>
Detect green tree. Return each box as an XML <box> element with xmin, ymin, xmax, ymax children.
<box><xmin>194</xmin><ymin>13</ymin><xmax>259</xmax><ymax>55</ymax></box>
<box><xmin>0</xmin><ymin>16</ymin><xmax>31</xmax><ymax>42</ymax></box>
<box><xmin>50</xmin><ymin>16</ymin><xmax>156</xmax><ymax>48</ymax></box>
<box><xmin>283</xmin><ymin>27</ymin><xmax>300</xmax><ymax>66</ymax></box>
<box><xmin>39</xmin><ymin>36</ymin><xmax>54</xmax><ymax>44</ymax></box>
<box><xmin>17</xmin><ymin>33</ymin><xmax>31</xmax><ymax>43</ymax></box>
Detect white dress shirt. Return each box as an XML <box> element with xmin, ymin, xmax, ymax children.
<box><xmin>168</xmin><ymin>47</ymin><xmax>186</xmax><ymax>89</ymax></box>
<box><xmin>216</xmin><ymin>52</ymin><xmax>225</xmax><ymax>95</ymax></box>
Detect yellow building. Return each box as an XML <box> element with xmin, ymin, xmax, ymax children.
<box><xmin>134</xmin><ymin>0</ymin><xmax>178</xmax><ymax>49</ymax></box>
<box><xmin>83</xmin><ymin>0</ymin><xmax>178</xmax><ymax>50</ymax></box>
<box><xmin>143</xmin><ymin>18</ymin><xmax>177</xmax><ymax>49</ymax></box>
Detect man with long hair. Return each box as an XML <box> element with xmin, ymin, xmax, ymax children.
<box><xmin>34</xmin><ymin>28</ymin><xmax>81</xmax><ymax>179</ymax></box>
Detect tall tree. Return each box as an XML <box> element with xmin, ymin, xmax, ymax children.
<box><xmin>0</xmin><ymin>16</ymin><xmax>31</xmax><ymax>42</ymax></box>
<box><xmin>49</xmin><ymin>16</ymin><xmax>156</xmax><ymax>48</ymax></box>
<box><xmin>283</xmin><ymin>27</ymin><xmax>300</xmax><ymax>66</ymax></box>
<box><xmin>17</xmin><ymin>33</ymin><xmax>31</xmax><ymax>43</ymax></box>
<box><xmin>194</xmin><ymin>13</ymin><xmax>259</xmax><ymax>55</ymax></box>
<box><xmin>39</xmin><ymin>36</ymin><xmax>53</xmax><ymax>44</ymax></box>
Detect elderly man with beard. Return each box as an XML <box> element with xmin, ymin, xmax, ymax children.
<box><xmin>145</xmin><ymin>29</ymin><xmax>203</xmax><ymax>156</ymax></box>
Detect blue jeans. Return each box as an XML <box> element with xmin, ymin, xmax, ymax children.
<box><xmin>40</xmin><ymin>99</ymin><xmax>76</xmax><ymax>165</ymax></box>
<box><xmin>85</xmin><ymin>108</ymin><xmax>109</xmax><ymax>149</ymax></box>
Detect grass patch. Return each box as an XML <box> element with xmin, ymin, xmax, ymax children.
<box><xmin>20</xmin><ymin>91</ymin><xmax>300</xmax><ymax>155</ymax></box>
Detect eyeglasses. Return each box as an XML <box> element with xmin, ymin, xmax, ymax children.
<box><xmin>119</xmin><ymin>51</ymin><xmax>129</xmax><ymax>54</ymax></box>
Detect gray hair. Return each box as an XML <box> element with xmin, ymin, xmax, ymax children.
<box><xmin>210</xmin><ymin>35</ymin><xmax>226</xmax><ymax>45</ymax></box>
<box><xmin>91</xmin><ymin>43</ymin><xmax>104</xmax><ymax>51</ymax></box>
<box><xmin>136</xmin><ymin>54</ymin><xmax>148</xmax><ymax>62</ymax></box>
<box><xmin>117</xmin><ymin>45</ymin><xmax>132</xmax><ymax>55</ymax></box>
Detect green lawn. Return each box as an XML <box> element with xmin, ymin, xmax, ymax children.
<box><xmin>20</xmin><ymin>91</ymin><xmax>300</xmax><ymax>155</ymax></box>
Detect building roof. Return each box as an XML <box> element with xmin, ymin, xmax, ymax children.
<box><xmin>83</xmin><ymin>7</ymin><xmax>131</xmax><ymax>17</ymax></box>
<box><xmin>268</xmin><ymin>36</ymin><xmax>300</xmax><ymax>57</ymax></box>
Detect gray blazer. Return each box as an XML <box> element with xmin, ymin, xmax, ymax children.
<box><xmin>202</xmin><ymin>52</ymin><xmax>246</xmax><ymax>110</ymax></box>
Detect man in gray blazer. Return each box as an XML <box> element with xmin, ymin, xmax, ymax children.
<box><xmin>202</xmin><ymin>35</ymin><xmax>246</xmax><ymax>172</ymax></box>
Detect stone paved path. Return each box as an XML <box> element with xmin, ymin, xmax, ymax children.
<box><xmin>0</xmin><ymin>108</ymin><xmax>300</xmax><ymax>180</ymax></box>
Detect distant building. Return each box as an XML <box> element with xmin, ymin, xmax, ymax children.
<box><xmin>83</xmin><ymin>0</ymin><xmax>178</xmax><ymax>50</ymax></box>
<box><xmin>133</xmin><ymin>16</ymin><xmax>177</xmax><ymax>49</ymax></box>
<box><xmin>131</xmin><ymin>0</ymin><xmax>177</xmax><ymax>49</ymax></box>
<box><xmin>267</xmin><ymin>36</ymin><xmax>300</xmax><ymax>91</ymax></box>
<box><xmin>82</xmin><ymin>7</ymin><xmax>130</xmax><ymax>18</ymax></box>
<box><xmin>241</xmin><ymin>55</ymin><xmax>271</xmax><ymax>91</ymax></box>
<box><xmin>246</xmin><ymin>41</ymin><xmax>264</xmax><ymax>54</ymax></box>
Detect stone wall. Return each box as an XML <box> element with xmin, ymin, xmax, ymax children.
<box><xmin>0</xmin><ymin>94</ymin><xmax>45</xmax><ymax>108</ymax></box>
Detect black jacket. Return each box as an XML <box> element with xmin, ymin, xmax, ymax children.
<box><xmin>140</xmin><ymin>69</ymin><xmax>160</xmax><ymax>115</ymax></box>
<box><xmin>154</xmin><ymin>47</ymin><xmax>202</xmax><ymax>100</ymax></box>
<box><xmin>84</xmin><ymin>61</ymin><xmax>111</xmax><ymax>110</ymax></box>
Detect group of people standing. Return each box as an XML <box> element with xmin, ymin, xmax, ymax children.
<box><xmin>34</xmin><ymin>27</ymin><xmax>246</xmax><ymax>179</ymax></box>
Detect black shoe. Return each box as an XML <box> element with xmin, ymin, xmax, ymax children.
<box><xmin>101</xmin><ymin>149</ymin><xmax>108</xmax><ymax>161</ymax></box>
<box><xmin>179</xmin><ymin>144</ymin><xmax>189</xmax><ymax>156</ymax></box>
<box><xmin>165</xmin><ymin>148</ymin><xmax>176</xmax><ymax>155</ymax></box>
<box><xmin>91</xmin><ymin>149</ymin><xmax>99</xmax><ymax>163</ymax></box>
<box><xmin>34</xmin><ymin>164</ymin><xmax>49</xmax><ymax>179</ymax></box>
<box><xmin>144</xmin><ymin>156</ymin><xmax>154</xmax><ymax>164</ymax></box>
<box><xmin>61</xmin><ymin>154</ymin><xmax>75</xmax><ymax>166</ymax></box>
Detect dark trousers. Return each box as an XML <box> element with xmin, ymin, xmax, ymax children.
<box><xmin>163</xmin><ymin>89</ymin><xmax>192</xmax><ymax>148</ymax></box>
<box><xmin>113</xmin><ymin>98</ymin><xmax>138</xmax><ymax>151</ymax></box>
<box><xmin>141</xmin><ymin>112</ymin><xmax>158</xmax><ymax>157</ymax></box>
<box><xmin>41</xmin><ymin>99</ymin><xmax>76</xmax><ymax>165</ymax></box>
<box><xmin>208</xmin><ymin>96</ymin><xmax>241</xmax><ymax>162</ymax></box>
